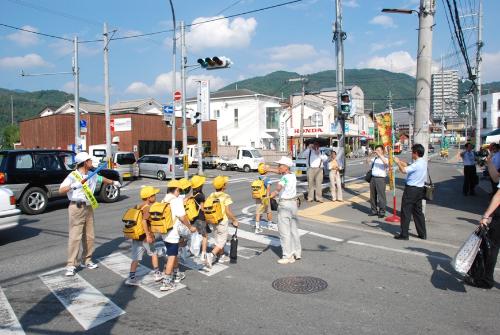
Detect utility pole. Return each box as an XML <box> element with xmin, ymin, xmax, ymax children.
<box><xmin>440</xmin><ymin>55</ymin><xmax>445</xmax><ymax>145</ymax></box>
<box><xmin>169</xmin><ymin>0</ymin><xmax>176</xmax><ymax>179</ymax></box>
<box><xmin>180</xmin><ymin>21</ymin><xmax>188</xmax><ymax>179</ymax></box>
<box><xmin>333</xmin><ymin>0</ymin><xmax>347</xmax><ymax>185</ymax></box>
<box><xmin>413</xmin><ymin>0</ymin><xmax>435</xmax><ymax>159</ymax></box>
<box><xmin>288</xmin><ymin>77</ymin><xmax>308</xmax><ymax>152</ymax></box>
<box><xmin>10</xmin><ymin>95</ymin><xmax>14</xmax><ymax>125</ymax></box>
<box><xmin>73</xmin><ymin>36</ymin><xmax>81</xmax><ymax>153</ymax></box>
<box><xmin>474</xmin><ymin>0</ymin><xmax>482</xmax><ymax>152</ymax></box>
<box><xmin>103</xmin><ymin>23</ymin><xmax>112</xmax><ymax>164</ymax></box>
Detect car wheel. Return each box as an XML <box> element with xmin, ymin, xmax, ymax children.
<box><xmin>243</xmin><ymin>165</ymin><xmax>251</xmax><ymax>173</ymax></box>
<box><xmin>157</xmin><ymin>170</ymin><xmax>166</xmax><ymax>180</ymax></box>
<box><xmin>99</xmin><ymin>184</ymin><xmax>120</xmax><ymax>203</ymax></box>
<box><xmin>220</xmin><ymin>164</ymin><xmax>227</xmax><ymax>171</ymax></box>
<box><xmin>20</xmin><ymin>187</ymin><xmax>48</xmax><ymax>215</ymax></box>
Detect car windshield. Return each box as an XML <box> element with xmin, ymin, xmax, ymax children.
<box><xmin>175</xmin><ymin>157</ymin><xmax>183</xmax><ymax>165</ymax></box>
<box><xmin>117</xmin><ymin>153</ymin><xmax>136</xmax><ymax>165</ymax></box>
<box><xmin>250</xmin><ymin>150</ymin><xmax>262</xmax><ymax>158</ymax></box>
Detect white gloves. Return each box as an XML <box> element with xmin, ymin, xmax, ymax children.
<box><xmin>70</xmin><ymin>182</ymin><xmax>82</xmax><ymax>190</ymax></box>
<box><xmin>112</xmin><ymin>181</ymin><xmax>122</xmax><ymax>188</ymax></box>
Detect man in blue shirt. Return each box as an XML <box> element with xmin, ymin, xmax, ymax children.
<box><xmin>460</xmin><ymin>142</ymin><xmax>477</xmax><ymax>196</ymax></box>
<box><xmin>393</xmin><ymin>144</ymin><xmax>428</xmax><ymax>240</ymax></box>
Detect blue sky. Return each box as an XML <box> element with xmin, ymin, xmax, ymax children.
<box><xmin>0</xmin><ymin>0</ymin><xmax>498</xmax><ymax>103</ymax></box>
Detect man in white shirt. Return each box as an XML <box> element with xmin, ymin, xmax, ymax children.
<box><xmin>59</xmin><ymin>152</ymin><xmax>120</xmax><ymax>276</ymax></box>
<box><xmin>368</xmin><ymin>145</ymin><xmax>388</xmax><ymax>218</ymax></box>
<box><xmin>460</xmin><ymin>143</ymin><xmax>477</xmax><ymax>196</ymax></box>
<box><xmin>302</xmin><ymin>141</ymin><xmax>327</xmax><ymax>202</ymax></box>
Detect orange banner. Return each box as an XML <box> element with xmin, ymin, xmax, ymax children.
<box><xmin>375</xmin><ymin>112</ymin><xmax>392</xmax><ymax>147</ymax></box>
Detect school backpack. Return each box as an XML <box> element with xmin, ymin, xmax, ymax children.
<box><xmin>184</xmin><ymin>195</ymin><xmax>200</xmax><ymax>222</ymax></box>
<box><xmin>203</xmin><ymin>194</ymin><xmax>224</xmax><ymax>225</ymax></box>
<box><xmin>251</xmin><ymin>178</ymin><xmax>266</xmax><ymax>199</ymax></box>
<box><xmin>122</xmin><ymin>205</ymin><xmax>146</xmax><ymax>240</ymax></box>
<box><xmin>149</xmin><ymin>202</ymin><xmax>174</xmax><ymax>234</ymax></box>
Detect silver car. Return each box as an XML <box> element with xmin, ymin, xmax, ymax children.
<box><xmin>137</xmin><ymin>154</ymin><xmax>183</xmax><ymax>180</ymax></box>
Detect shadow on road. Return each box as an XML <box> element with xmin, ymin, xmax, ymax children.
<box><xmin>0</xmin><ymin>218</ymin><xmax>41</xmax><ymax>246</ymax></box>
<box><xmin>406</xmin><ymin>247</ymin><xmax>466</xmax><ymax>292</ymax></box>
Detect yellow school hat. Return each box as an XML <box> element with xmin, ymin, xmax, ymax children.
<box><xmin>179</xmin><ymin>178</ymin><xmax>192</xmax><ymax>190</ymax></box>
<box><xmin>167</xmin><ymin>179</ymin><xmax>182</xmax><ymax>188</ymax></box>
<box><xmin>213</xmin><ymin>175</ymin><xmax>229</xmax><ymax>189</ymax></box>
<box><xmin>258</xmin><ymin>163</ymin><xmax>267</xmax><ymax>175</ymax></box>
<box><xmin>190</xmin><ymin>175</ymin><xmax>206</xmax><ymax>189</ymax></box>
<box><xmin>140</xmin><ymin>186</ymin><xmax>160</xmax><ymax>199</ymax></box>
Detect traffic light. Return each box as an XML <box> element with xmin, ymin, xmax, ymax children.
<box><xmin>340</xmin><ymin>91</ymin><xmax>351</xmax><ymax>115</ymax></box>
<box><xmin>191</xmin><ymin>110</ymin><xmax>202</xmax><ymax>125</ymax></box>
<box><xmin>197</xmin><ymin>56</ymin><xmax>232</xmax><ymax>70</ymax></box>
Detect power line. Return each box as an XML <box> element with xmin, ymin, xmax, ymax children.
<box><xmin>0</xmin><ymin>23</ymin><xmax>72</xmax><ymax>41</ymax></box>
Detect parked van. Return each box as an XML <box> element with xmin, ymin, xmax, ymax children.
<box><xmin>88</xmin><ymin>144</ymin><xmax>118</xmax><ymax>167</ymax></box>
<box><xmin>113</xmin><ymin>152</ymin><xmax>139</xmax><ymax>180</ymax></box>
<box><xmin>137</xmin><ymin>154</ymin><xmax>183</xmax><ymax>180</ymax></box>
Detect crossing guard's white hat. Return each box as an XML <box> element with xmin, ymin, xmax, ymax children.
<box><xmin>274</xmin><ymin>156</ymin><xmax>294</xmax><ymax>167</ymax></box>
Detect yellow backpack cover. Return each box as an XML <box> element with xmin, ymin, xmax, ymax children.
<box><xmin>122</xmin><ymin>206</ymin><xmax>145</xmax><ymax>240</ymax></box>
<box><xmin>203</xmin><ymin>194</ymin><xmax>223</xmax><ymax>225</ymax></box>
<box><xmin>149</xmin><ymin>202</ymin><xmax>174</xmax><ymax>234</ymax></box>
<box><xmin>184</xmin><ymin>195</ymin><xmax>200</xmax><ymax>222</ymax></box>
<box><xmin>251</xmin><ymin>178</ymin><xmax>266</xmax><ymax>199</ymax></box>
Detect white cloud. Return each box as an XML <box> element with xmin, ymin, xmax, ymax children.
<box><xmin>62</xmin><ymin>81</ymin><xmax>103</xmax><ymax>95</ymax></box>
<box><xmin>0</xmin><ymin>53</ymin><xmax>51</xmax><ymax>69</ymax></box>
<box><xmin>49</xmin><ymin>39</ymin><xmax>100</xmax><ymax>57</ymax></box>
<box><xmin>6</xmin><ymin>25</ymin><xmax>40</xmax><ymax>47</ymax></box>
<box><xmin>186</xmin><ymin>16</ymin><xmax>257</xmax><ymax>52</ymax></box>
<box><xmin>344</xmin><ymin>0</ymin><xmax>359</xmax><ymax>8</ymax></box>
<box><xmin>125</xmin><ymin>71</ymin><xmax>227</xmax><ymax>98</ymax></box>
<box><xmin>482</xmin><ymin>51</ymin><xmax>500</xmax><ymax>83</ymax></box>
<box><xmin>268</xmin><ymin>44</ymin><xmax>318</xmax><ymax>61</ymax></box>
<box><xmin>293</xmin><ymin>57</ymin><xmax>335</xmax><ymax>74</ymax></box>
<box><xmin>370</xmin><ymin>15</ymin><xmax>397</xmax><ymax>28</ymax></box>
<box><xmin>358</xmin><ymin>51</ymin><xmax>416</xmax><ymax>76</ymax></box>
<box><xmin>370</xmin><ymin>40</ymin><xmax>406</xmax><ymax>53</ymax></box>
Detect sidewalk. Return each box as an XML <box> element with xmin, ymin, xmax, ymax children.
<box><xmin>297</xmin><ymin>154</ymin><xmax>490</xmax><ymax>248</ymax></box>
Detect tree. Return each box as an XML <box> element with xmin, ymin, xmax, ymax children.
<box><xmin>2</xmin><ymin>124</ymin><xmax>20</xmax><ymax>149</ymax></box>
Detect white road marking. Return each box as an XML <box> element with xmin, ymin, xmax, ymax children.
<box><xmin>98</xmin><ymin>253</ymin><xmax>185</xmax><ymax>298</ymax></box>
<box><xmin>178</xmin><ymin>256</ymin><xmax>228</xmax><ymax>276</ymax></box>
<box><xmin>207</xmin><ymin>237</ymin><xmax>262</xmax><ymax>260</ymax></box>
<box><xmin>39</xmin><ymin>269</ymin><xmax>125</xmax><ymax>330</ymax></box>
<box><xmin>308</xmin><ymin>231</ymin><xmax>344</xmax><ymax>242</ymax></box>
<box><xmin>0</xmin><ymin>287</ymin><xmax>25</xmax><ymax>335</ymax></box>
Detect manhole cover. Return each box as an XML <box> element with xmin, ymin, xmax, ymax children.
<box><xmin>272</xmin><ymin>276</ymin><xmax>328</xmax><ymax>294</ymax></box>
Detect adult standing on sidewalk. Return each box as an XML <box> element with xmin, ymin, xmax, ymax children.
<box><xmin>393</xmin><ymin>144</ymin><xmax>427</xmax><ymax>240</ymax></box>
<box><xmin>368</xmin><ymin>145</ymin><xmax>388</xmax><ymax>218</ymax></box>
<box><xmin>59</xmin><ymin>152</ymin><xmax>121</xmax><ymax>276</ymax></box>
<box><xmin>460</xmin><ymin>143</ymin><xmax>477</xmax><ymax>196</ymax></box>
<box><xmin>302</xmin><ymin>141</ymin><xmax>327</xmax><ymax>202</ymax></box>
<box><xmin>266</xmin><ymin>157</ymin><xmax>302</xmax><ymax>264</ymax></box>
<box><xmin>328</xmin><ymin>151</ymin><xmax>343</xmax><ymax>202</ymax></box>
<box><xmin>488</xmin><ymin>143</ymin><xmax>500</xmax><ymax>197</ymax></box>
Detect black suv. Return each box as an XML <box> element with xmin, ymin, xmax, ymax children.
<box><xmin>0</xmin><ymin>149</ymin><xmax>121</xmax><ymax>214</ymax></box>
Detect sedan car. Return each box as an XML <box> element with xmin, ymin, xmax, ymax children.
<box><xmin>0</xmin><ymin>187</ymin><xmax>21</xmax><ymax>231</ymax></box>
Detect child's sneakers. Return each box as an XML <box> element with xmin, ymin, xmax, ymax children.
<box><xmin>205</xmin><ymin>253</ymin><xmax>214</xmax><ymax>269</ymax></box>
<box><xmin>160</xmin><ymin>277</ymin><xmax>175</xmax><ymax>291</ymax></box>
<box><xmin>80</xmin><ymin>261</ymin><xmax>98</xmax><ymax>269</ymax></box>
<box><xmin>268</xmin><ymin>222</ymin><xmax>278</xmax><ymax>231</ymax></box>
<box><xmin>173</xmin><ymin>271</ymin><xmax>186</xmax><ymax>283</ymax></box>
<box><xmin>217</xmin><ymin>254</ymin><xmax>228</xmax><ymax>264</ymax></box>
<box><xmin>153</xmin><ymin>271</ymin><xmax>163</xmax><ymax>282</ymax></box>
<box><xmin>65</xmin><ymin>266</ymin><xmax>76</xmax><ymax>277</ymax></box>
<box><xmin>125</xmin><ymin>276</ymin><xmax>139</xmax><ymax>286</ymax></box>
<box><xmin>254</xmin><ymin>227</ymin><xmax>263</xmax><ymax>234</ymax></box>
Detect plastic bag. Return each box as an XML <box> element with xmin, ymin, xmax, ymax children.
<box><xmin>467</xmin><ymin>228</ymin><xmax>491</xmax><ymax>282</ymax></box>
<box><xmin>188</xmin><ymin>231</ymin><xmax>202</xmax><ymax>257</ymax></box>
<box><xmin>452</xmin><ymin>228</ymin><xmax>482</xmax><ymax>275</ymax></box>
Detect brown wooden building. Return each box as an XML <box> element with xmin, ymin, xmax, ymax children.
<box><xmin>18</xmin><ymin>101</ymin><xmax>218</xmax><ymax>156</ymax></box>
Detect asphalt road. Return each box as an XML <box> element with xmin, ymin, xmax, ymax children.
<box><xmin>1</xmin><ymin>154</ymin><xmax>499</xmax><ymax>335</ymax></box>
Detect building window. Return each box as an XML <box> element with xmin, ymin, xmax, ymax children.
<box><xmin>497</xmin><ymin>99</ymin><xmax>500</xmax><ymax>111</ymax></box>
<box><xmin>483</xmin><ymin>118</ymin><xmax>487</xmax><ymax>129</ymax></box>
<box><xmin>222</xmin><ymin>135</ymin><xmax>228</xmax><ymax>143</ymax></box>
<box><xmin>483</xmin><ymin>101</ymin><xmax>487</xmax><ymax>112</ymax></box>
<box><xmin>234</xmin><ymin>109</ymin><xmax>238</xmax><ymax>127</ymax></box>
<box><xmin>215</xmin><ymin>109</ymin><xmax>220</xmax><ymax>118</ymax></box>
<box><xmin>266</xmin><ymin>107</ymin><xmax>280</xmax><ymax>129</ymax></box>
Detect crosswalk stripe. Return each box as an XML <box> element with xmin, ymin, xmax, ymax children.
<box><xmin>178</xmin><ymin>254</ymin><xmax>228</xmax><ymax>276</ymax></box>
<box><xmin>98</xmin><ymin>253</ymin><xmax>186</xmax><ymax>298</ymax></box>
<box><xmin>206</xmin><ymin>237</ymin><xmax>262</xmax><ymax>260</ymax></box>
<box><xmin>0</xmin><ymin>286</ymin><xmax>25</xmax><ymax>335</ymax></box>
<box><xmin>39</xmin><ymin>269</ymin><xmax>125</xmax><ymax>330</ymax></box>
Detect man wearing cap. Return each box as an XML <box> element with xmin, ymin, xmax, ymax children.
<box><xmin>59</xmin><ymin>151</ymin><xmax>121</xmax><ymax>276</ymax></box>
<box><xmin>267</xmin><ymin>156</ymin><xmax>302</xmax><ymax>264</ymax></box>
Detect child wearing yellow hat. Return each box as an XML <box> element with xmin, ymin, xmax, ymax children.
<box><xmin>125</xmin><ymin>186</ymin><xmax>162</xmax><ymax>286</ymax></box>
<box><xmin>189</xmin><ymin>175</ymin><xmax>210</xmax><ymax>260</ymax></box>
<box><xmin>205</xmin><ymin>175</ymin><xmax>239</xmax><ymax>268</ymax></box>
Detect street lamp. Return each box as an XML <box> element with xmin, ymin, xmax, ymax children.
<box><xmin>382</xmin><ymin>0</ymin><xmax>435</xmax><ymax>159</ymax></box>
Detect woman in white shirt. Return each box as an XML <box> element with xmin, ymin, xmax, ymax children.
<box><xmin>328</xmin><ymin>151</ymin><xmax>343</xmax><ymax>201</ymax></box>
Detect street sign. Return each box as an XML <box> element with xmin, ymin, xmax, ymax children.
<box><xmin>162</xmin><ymin>105</ymin><xmax>174</xmax><ymax>115</ymax></box>
<box><xmin>197</xmin><ymin>80</ymin><xmax>210</xmax><ymax>121</ymax></box>
<box><xmin>174</xmin><ymin>91</ymin><xmax>182</xmax><ymax>101</ymax></box>
<box><xmin>80</xmin><ymin>119</ymin><xmax>87</xmax><ymax>133</ymax></box>
<box><xmin>344</xmin><ymin>123</ymin><xmax>350</xmax><ymax>133</ymax></box>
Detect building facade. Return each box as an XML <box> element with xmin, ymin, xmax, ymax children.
<box><xmin>431</xmin><ymin>70</ymin><xmax>459</xmax><ymax>121</ymax></box>
<box><xmin>481</xmin><ymin>92</ymin><xmax>500</xmax><ymax>135</ymax></box>
<box><xmin>186</xmin><ymin>89</ymin><xmax>283</xmax><ymax>150</ymax></box>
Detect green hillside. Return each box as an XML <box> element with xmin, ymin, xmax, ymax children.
<box><xmin>221</xmin><ymin>70</ymin><xmax>500</xmax><ymax>113</ymax></box>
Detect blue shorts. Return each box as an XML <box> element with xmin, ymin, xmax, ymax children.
<box><xmin>164</xmin><ymin>241</ymin><xmax>179</xmax><ymax>257</ymax></box>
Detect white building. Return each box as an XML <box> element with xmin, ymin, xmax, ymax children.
<box><xmin>481</xmin><ymin>92</ymin><xmax>500</xmax><ymax>135</ymax></box>
<box><xmin>431</xmin><ymin>70</ymin><xmax>459</xmax><ymax>121</ymax></box>
<box><xmin>186</xmin><ymin>89</ymin><xmax>283</xmax><ymax>149</ymax></box>
<box><xmin>287</xmin><ymin>86</ymin><xmax>372</xmax><ymax>153</ymax></box>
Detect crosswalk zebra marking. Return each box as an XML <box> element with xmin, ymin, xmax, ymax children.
<box><xmin>39</xmin><ymin>269</ymin><xmax>125</xmax><ymax>330</ymax></box>
<box><xmin>98</xmin><ymin>253</ymin><xmax>186</xmax><ymax>298</ymax></box>
<box><xmin>178</xmin><ymin>256</ymin><xmax>228</xmax><ymax>276</ymax></box>
<box><xmin>0</xmin><ymin>286</ymin><xmax>25</xmax><ymax>335</ymax></box>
